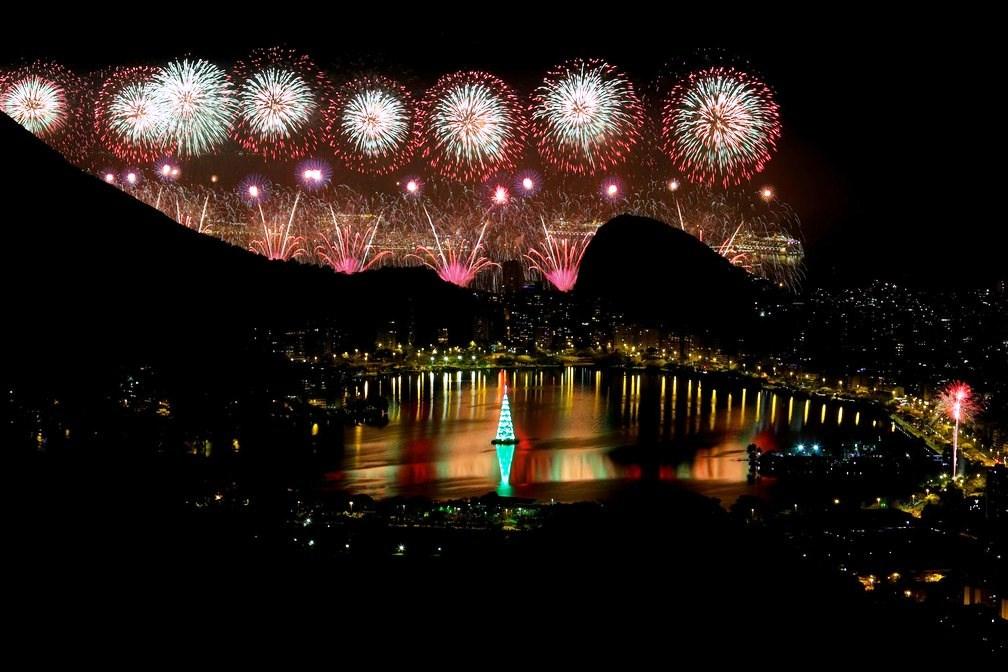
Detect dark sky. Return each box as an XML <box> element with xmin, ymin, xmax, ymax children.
<box><xmin>2</xmin><ymin>11</ymin><xmax>1000</xmax><ymax>286</ymax></box>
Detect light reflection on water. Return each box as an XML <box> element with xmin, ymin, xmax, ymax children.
<box><xmin>326</xmin><ymin>367</ymin><xmax>893</xmax><ymax>502</ymax></box>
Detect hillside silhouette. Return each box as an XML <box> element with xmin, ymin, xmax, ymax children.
<box><xmin>0</xmin><ymin>113</ymin><xmax>475</xmax><ymax>384</ymax></box>
<box><xmin>575</xmin><ymin>214</ymin><xmax>759</xmax><ymax>331</ymax></box>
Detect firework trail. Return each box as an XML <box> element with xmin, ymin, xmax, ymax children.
<box><xmin>524</xmin><ymin>220</ymin><xmax>593</xmax><ymax>292</ymax></box>
<box><xmin>326</xmin><ymin>75</ymin><xmax>418</xmax><ymax>175</ymax></box>
<box><xmin>938</xmin><ymin>382</ymin><xmax>979</xmax><ymax>479</ymax></box>
<box><xmin>315</xmin><ymin>204</ymin><xmax>392</xmax><ymax>273</ymax></box>
<box><xmin>703</xmin><ymin>223</ymin><xmax>752</xmax><ymax>270</ymax></box>
<box><xmin>531</xmin><ymin>59</ymin><xmax>644</xmax><ymax>175</ymax></box>
<box><xmin>94</xmin><ymin>66</ymin><xmax>173</xmax><ymax>163</ymax></box>
<box><xmin>662</xmin><ymin>66</ymin><xmax>780</xmax><ymax>188</ymax></box>
<box><xmin>667</xmin><ymin>185</ymin><xmax>804</xmax><ymax>291</ymax></box>
<box><xmin>419</xmin><ymin>71</ymin><xmax>526</xmax><ymax>183</ymax></box>
<box><xmin>249</xmin><ymin>192</ymin><xmax>307</xmax><ymax>261</ymax></box>
<box><xmin>407</xmin><ymin>207</ymin><xmax>499</xmax><ymax>286</ymax></box>
<box><xmin>174</xmin><ymin>191</ymin><xmax>212</xmax><ymax>234</ymax></box>
<box><xmin>151</xmin><ymin>59</ymin><xmax>237</xmax><ymax>157</ymax></box>
<box><xmin>231</xmin><ymin>48</ymin><xmax>327</xmax><ymax>160</ymax></box>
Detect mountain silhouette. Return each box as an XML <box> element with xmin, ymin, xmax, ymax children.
<box><xmin>0</xmin><ymin>113</ymin><xmax>475</xmax><ymax>384</ymax></box>
<box><xmin>574</xmin><ymin>214</ymin><xmax>760</xmax><ymax>332</ymax></box>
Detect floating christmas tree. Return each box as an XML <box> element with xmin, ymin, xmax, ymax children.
<box><xmin>491</xmin><ymin>385</ymin><xmax>517</xmax><ymax>445</ymax></box>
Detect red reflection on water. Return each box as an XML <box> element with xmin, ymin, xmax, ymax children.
<box><xmin>328</xmin><ymin>369</ymin><xmax>883</xmax><ymax>501</ymax></box>
<box><xmin>750</xmin><ymin>428</ymin><xmax>780</xmax><ymax>453</ymax></box>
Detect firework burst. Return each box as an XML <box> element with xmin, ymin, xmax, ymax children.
<box><xmin>514</xmin><ymin>169</ymin><xmax>542</xmax><ymax>197</ymax></box>
<box><xmin>399</xmin><ymin>175</ymin><xmax>424</xmax><ymax>197</ymax></box>
<box><xmin>231</xmin><ymin>48</ymin><xmax>327</xmax><ymax>160</ymax></box>
<box><xmin>1</xmin><ymin>61</ymin><xmax>90</xmax><ymax>162</ymax></box>
<box><xmin>249</xmin><ymin>192</ymin><xmax>307</xmax><ymax>261</ymax></box>
<box><xmin>407</xmin><ymin>207</ymin><xmax>499</xmax><ymax>286</ymax></box>
<box><xmin>938</xmin><ymin>381</ymin><xmax>979</xmax><ymax>479</ymax></box>
<box><xmin>484</xmin><ymin>175</ymin><xmax>513</xmax><ymax>207</ymax></box>
<box><xmin>155</xmin><ymin>157</ymin><xmax>181</xmax><ymax>182</ymax></box>
<box><xmin>662</xmin><ymin>66</ymin><xmax>781</xmax><ymax>188</ymax></box>
<box><xmin>94</xmin><ymin>66</ymin><xmax>173</xmax><ymax>163</ymax></box>
<box><xmin>326</xmin><ymin>75</ymin><xmax>418</xmax><ymax>175</ymax></box>
<box><xmin>600</xmin><ymin>176</ymin><xmax>625</xmax><ymax>201</ymax></box>
<box><xmin>151</xmin><ymin>59</ymin><xmax>237</xmax><ymax>157</ymax></box>
<box><xmin>315</xmin><ymin>205</ymin><xmax>392</xmax><ymax>274</ymax></box>
<box><xmin>295</xmin><ymin>157</ymin><xmax>332</xmax><ymax>191</ymax></box>
<box><xmin>525</xmin><ymin>221</ymin><xmax>592</xmax><ymax>292</ymax></box>
<box><xmin>120</xmin><ymin>168</ymin><xmax>143</xmax><ymax>189</ymax></box>
<box><xmin>238</xmin><ymin>174</ymin><xmax>271</xmax><ymax>206</ymax></box>
<box><xmin>419</xmin><ymin>71</ymin><xmax>526</xmax><ymax>183</ymax></box>
<box><xmin>531</xmin><ymin>59</ymin><xmax>644</xmax><ymax>175</ymax></box>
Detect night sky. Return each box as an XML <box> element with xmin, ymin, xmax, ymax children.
<box><xmin>3</xmin><ymin>12</ymin><xmax>999</xmax><ymax>286</ymax></box>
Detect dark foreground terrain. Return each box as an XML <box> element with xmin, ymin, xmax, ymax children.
<box><xmin>9</xmin><ymin>445</ymin><xmax>985</xmax><ymax>662</ymax></box>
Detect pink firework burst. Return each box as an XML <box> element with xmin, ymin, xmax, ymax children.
<box><xmin>400</xmin><ymin>175</ymin><xmax>424</xmax><ymax>197</ymax></box>
<box><xmin>296</xmin><ymin>158</ymin><xmax>332</xmax><ymax>192</ymax></box>
<box><xmin>524</xmin><ymin>222</ymin><xmax>592</xmax><ymax>292</ymax></box>
<box><xmin>237</xmin><ymin>174</ymin><xmax>271</xmax><ymax>206</ymax></box>
<box><xmin>249</xmin><ymin>192</ymin><xmax>307</xmax><ymax>261</ymax></box>
<box><xmin>938</xmin><ymin>381</ymin><xmax>979</xmax><ymax>479</ymax></box>
<box><xmin>939</xmin><ymin>382</ymin><xmax>978</xmax><ymax>424</ymax></box>
<box><xmin>315</xmin><ymin>206</ymin><xmax>392</xmax><ymax>274</ymax></box>
<box><xmin>514</xmin><ymin>169</ymin><xmax>541</xmax><ymax>197</ymax></box>
<box><xmin>408</xmin><ymin>208</ymin><xmax>498</xmax><ymax>287</ymax></box>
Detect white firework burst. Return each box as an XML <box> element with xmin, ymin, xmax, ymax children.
<box><xmin>237</xmin><ymin>67</ymin><xmax>316</xmax><ymax>140</ymax></box>
<box><xmin>2</xmin><ymin>75</ymin><xmax>67</xmax><ymax>135</ymax></box>
<box><xmin>152</xmin><ymin>59</ymin><xmax>237</xmax><ymax>157</ymax></box>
